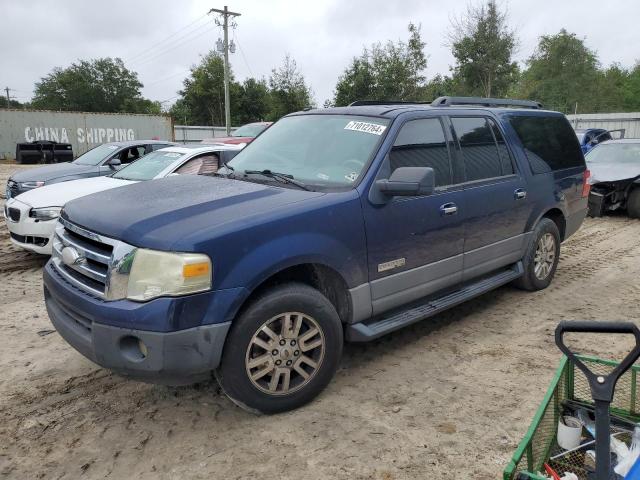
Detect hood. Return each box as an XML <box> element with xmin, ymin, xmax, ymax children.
<box><xmin>15</xmin><ymin>176</ymin><xmax>134</xmax><ymax>208</ymax></box>
<box><xmin>587</xmin><ymin>160</ymin><xmax>640</xmax><ymax>184</ymax></box>
<box><xmin>9</xmin><ymin>162</ymin><xmax>97</xmax><ymax>184</ymax></box>
<box><xmin>62</xmin><ymin>175</ymin><xmax>324</xmax><ymax>250</ymax></box>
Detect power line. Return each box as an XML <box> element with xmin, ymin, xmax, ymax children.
<box><xmin>130</xmin><ymin>24</ymin><xmax>217</xmax><ymax>69</ymax></box>
<box><xmin>144</xmin><ymin>68</ymin><xmax>191</xmax><ymax>88</ymax></box>
<box><xmin>125</xmin><ymin>13</ymin><xmax>209</xmax><ymax>64</ymax></box>
<box><xmin>233</xmin><ymin>30</ymin><xmax>254</xmax><ymax>78</ymax></box>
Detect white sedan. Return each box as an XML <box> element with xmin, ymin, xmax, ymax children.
<box><xmin>4</xmin><ymin>144</ymin><xmax>241</xmax><ymax>255</ymax></box>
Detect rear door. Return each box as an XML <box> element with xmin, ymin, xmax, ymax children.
<box><xmin>362</xmin><ymin>116</ymin><xmax>466</xmax><ymax>315</ymax></box>
<box><xmin>449</xmin><ymin>116</ymin><xmax>532</xmax><ymax>281</ymax></box>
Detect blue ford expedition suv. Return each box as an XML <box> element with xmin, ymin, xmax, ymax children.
<box><xmin>43</xmin><ymin>97</ymin><xmax>589</xmax><ymax>413</ymax></box>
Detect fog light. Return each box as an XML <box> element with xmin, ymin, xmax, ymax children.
<box><xmin>119</xmin><ymin>335</ymin><xmax>147</xmax><ymax>362</ymax></box>
<box><xmin>138</xmin><ymin>339</ymin><xmax>148</xmax><ymax>358</ymax></box>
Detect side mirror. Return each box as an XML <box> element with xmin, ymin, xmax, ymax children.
<box><xmin>375</xmin><ymin>167</ymin><xmax>435</xmax><ymax>197</ymax></box>
<box><xmin>106</xmin><ymin>157</ymin><xmax>121</xmax><ymax>167</ymax></box>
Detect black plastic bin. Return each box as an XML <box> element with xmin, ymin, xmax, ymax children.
<box><xmin>15</xmin><ymin>141</ymin><xmax>73</xmax><ymax>164</ymax></box>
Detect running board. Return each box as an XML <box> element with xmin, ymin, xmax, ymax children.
<box><xmin>346</xmin><ymin>261</ymin><xmax>524</xmax><ymax>342</ymax></box>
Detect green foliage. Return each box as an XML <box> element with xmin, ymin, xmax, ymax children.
<box><xmin>268</xmin><ymin>54</ymin><xmax>313</xmax><ymax>120</ymax></box>
<box><xmin>31</xmin><ymin>58</ymin><xmax>155</xmax><ymax>113</ymax></box>
<box><xmin>169</xmin><ymin>51</ymin><xmax>311</xmax><ymax>125</ymax></box>
<box><xmin>235</xmin><ymin>78</ymin><xmax>271</xmax><ymax>124</ymax></box>
<box><xmin>172</xmin><ymin>52</ymin><xmax>228</xmax><ymax>126</ymax></box>
<box><xmin>448</xmin><ymin>0</ymin><xmax>519</xmax><ymax>97</ymax></box>
<box><xmin>515</xmin><ymin>29</ymin><xmax>600</xmax><ymax>113</ymax></box>
<box><xmin>331</xmin><ymin>23</ymin><xmax>427</xmax><ymax>106</ymax></box>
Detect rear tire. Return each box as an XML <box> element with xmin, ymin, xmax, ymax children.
<box><xmin>513</xmin><ymin>218</ymin><xmax>561</xmax><ymax>291</ymax></box>
<box><xmin>216</xmin><ymin>283</ymin><xmax>343</xmax><ymax>414</ymax></box>
<box><xmin>627</xmin><ymin>188</ymin><xmax>640</xmax><ymax>219</ymax></box>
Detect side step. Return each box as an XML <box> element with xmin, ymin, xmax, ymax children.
<box><xmin>346</xmin><ymin>261</ymin><xmax>524</xmax><ymax>342</ymax></box>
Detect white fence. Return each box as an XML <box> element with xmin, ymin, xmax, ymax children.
<box><xmin>567</xmin><ymin>112</ymin><xmax>640</xmax><ymax>138</ymax></box>
<box><xmin>174</xmin><ymin>125</ymin><xmax>237</xmax><ymax>144</ymax></box>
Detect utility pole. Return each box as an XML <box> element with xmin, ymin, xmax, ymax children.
<box><xmin>4</xmin><ymin>87</ymin><xmax>10</xmax><ymax>108</ymax></box>
<box><xmin>209</xmin><ymin>6</ymin><xmax>240</xmax><ymax>135</ymax></box>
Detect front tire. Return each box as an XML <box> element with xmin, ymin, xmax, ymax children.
<box><xmin>627</xmin><ymin>188</ymin><xmax>640</xmax><ymax>219</ymax></box>
<box><xmin>513</xmin><ymin>218</ymin><xmax>561</xmax><ymax>291</ymax></box>
<box><xmin>216</xmin><ymin>283</ymin><xmax>343</xmax><ymax>414</ymax></box>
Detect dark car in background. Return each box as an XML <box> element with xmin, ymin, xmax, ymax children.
<box><xmin>200</xmin><ymin>121</ymin><xmax>272</xmax><ymax>145</ymax></box>
<box><xmin>587</xmin><ymin>139</ymin><xmax>640</xmax><ymax>218</ymax></box>
<box><xmin>575</xmin><ymin>127</ymin><xmax>625</xmax><ymax>155</ymax></box>
<box><xmin>6</xmin><ymin>140</ymin><xmax>174</xmax><ymax>199</ymax></box>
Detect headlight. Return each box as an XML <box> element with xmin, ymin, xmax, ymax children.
<box><xmin>126</xmin><ymin>249</ymin><xmax>212</xmax><ymax>301</ymax></box>
<box><xmin>21</xmin><ymin>181</ymin><xmax>45</xmax><ymax>189</ymax></box>
<box><xmin>29</xmin><ymin>207</ymin><xmax>62</xmax><ymax>221</ymax></box>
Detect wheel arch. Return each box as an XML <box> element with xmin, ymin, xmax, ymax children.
<box><xmin>540</xmin><ymin>208</ymin><xmax>566</xmax><ymax>241</ymax></box>
<box><xmin>233</xmin><ymin>263</ymin><xmax>353</xmax><ymax>326</ymax></box>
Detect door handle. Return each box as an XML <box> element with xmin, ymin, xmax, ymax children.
<box><xmin>514</xmin><ymin>188</ymin><xmax>527</xmax><ymax>200</ymax></box>
<box><xmin>440</xmin><ymin>203</ymin><xmax>458</xmax><ymax>216</ymax></box>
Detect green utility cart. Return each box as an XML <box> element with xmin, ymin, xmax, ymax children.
<box><xmin>504</xmin><ymin>322</ymin><xmax>640</xmax><ymax>480</ymax></box>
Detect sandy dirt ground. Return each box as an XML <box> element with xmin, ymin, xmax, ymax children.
<box><xmin>1</xmin><ymin>162</ymin><xmax>640</xmax><ymax>480</ymax></box>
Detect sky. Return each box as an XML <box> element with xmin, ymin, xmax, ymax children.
<box><xmin>1</xmin><ymin>0</ymin><xmax>639</xmax><ymax>110</ymax></box>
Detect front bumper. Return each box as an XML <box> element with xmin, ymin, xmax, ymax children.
<box><xmin>4</xmin><ymin>198</ymin><xmax>56</xmax><ymax>255</ymax></box>
<box><xmin>44</xmin><ymin>261</ymin><xmax>232</xmax><ymax>385</ymax></box>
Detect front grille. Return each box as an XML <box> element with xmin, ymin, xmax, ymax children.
<box><xmin>10</xmin><ymin>232</ymin><xmax>49</xmax><ymax>246</ymax></box>
<box><xmin>7</xmin><ymin>207</ymin><xmax>20</xmax><ymax>222</ymax></box>
<box><xmin>51</xmin><ymin>218</ymin><xmax>117</xmax><ymax>298</ymax></box>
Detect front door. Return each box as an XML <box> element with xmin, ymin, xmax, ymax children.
<box><xmin>362</xmin><ymin>116</ymin><xmax>466</xmax><ymax>316</ymax></box>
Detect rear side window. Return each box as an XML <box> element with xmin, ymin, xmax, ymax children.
<box><xmin>451</xmin><ymin>117</ymin><xmax>503</xmax><ymax>181</ymax></box>
<box><xmin>391</xmin><ymin>118</ymin><xmax>452</xmax><ymax>187</ymax></box>
<box><xmin>508</xmin><ymin>115</ymin><xmax>584</xmax><ymax>173</ymax></box>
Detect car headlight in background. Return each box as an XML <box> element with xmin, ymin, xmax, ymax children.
<box><xmin>29</xmin><ymin>207</ymin><xmax>62</xmax><ymax>221</ymax></box>
<box><xmin>20</xmin><ymin>181</ymin><xmax>45</xmax><ymax>189</ymax></box>
<box><xmin>126</xmin><ymin>249</ymin><xmax>212</xmax><ymax>301</ymax></box>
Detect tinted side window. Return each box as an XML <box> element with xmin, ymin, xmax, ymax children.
<box><xmin>508</xmin><ymin>115</ymin><xmax>584</xmax><ymax>173</ymax></box>
<box><xmin>452</xmin><ymin>117</ymin><xmax>502</xmax><ymax>181</ymax></box>
<box><xmin>488</xmin><ymin>119</ymin><xmax>514</xmax><ymax>175</ymax></box>
<box><xmin>390</xmin><ymin>118</ymin><xmax>452</xmax><ymax>187</ymax></box>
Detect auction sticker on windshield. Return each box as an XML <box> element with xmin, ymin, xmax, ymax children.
<box><xmin>344</xmin><ymin>121</ymin><xmax>386</xmax><ymax>135</ymax></box>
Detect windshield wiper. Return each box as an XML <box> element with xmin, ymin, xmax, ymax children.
<box><xmin>244</xmin><ymin>170</ymin><xmax>313</xmax><ymax>191</ymax></box>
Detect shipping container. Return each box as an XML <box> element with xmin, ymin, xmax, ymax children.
<box><xmin>0</xmin><ymin>109</ymin><xmax>174</xmax><ymax>161</ymax></box>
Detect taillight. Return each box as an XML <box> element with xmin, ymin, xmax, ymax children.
<box><xmin>582</xmin><ymin>169</ymin><xmax>591</xmax><ymax>198</ymax></box>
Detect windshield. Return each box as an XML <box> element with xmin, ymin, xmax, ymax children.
<box><xmin>575</xmin><ymin>132</ymin><xmax>585</xmax><ymax>143</ymax></box>
<box><xmin>73</xmin><ymin>144</ymin><xmax>121</xmax><ymax>165</ymax></box>
<box><xmin>586</xmin><ymin>143</ymin><xmax>640</xmax><ymax>164</ymax></box>
<box><xmin>232</xmin><ymin>123</ymin><xmax>268</xmax><ymax>138</ymax></box>
<box><xmin>112</xmin><ymin>150</ymin><xmax>185</xmax><ymax>181</ymax></box>
<box><xmin>228</xmin><ymin>115</ymin><xmax>389</xmax><ymax>187</ymax></box>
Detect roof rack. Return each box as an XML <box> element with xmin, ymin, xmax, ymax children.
<box><xmin>348</xmin><ymin>100</ymin><xmax>431</xmax><ymax>107</ymax></box>
<box><xmin>431</xmin><ymin>96</ymin><xmax>543</xmax><ymax>109</ymax></box>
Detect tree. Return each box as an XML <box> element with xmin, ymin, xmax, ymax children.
<box><xmin>332</xmin><ymin>53</ymin><xmax>375</xmax><ymax>107</ymax></box>
<box><xmin>448</xmin><ymin>1</ymin><xmax>519</xmax><ymax>97</ymax></box>
<box><xmin>235</xmin><ymin>77</ymin><xmax>271</xmax><ymax>124</ymax></box>
<box><xmin>268</xmin><ymin>55</ymin><xmax>313</xmax><ymax>120</ymax></box>
<box><xmin>173</xmin><ymin>51</ymin><xmax>229</xmax><ymax>126</ymax></box>
<box><xmin>31</xmin><ymin>58</ymin><xmax>155</xmax><ymax>113</ymax></box>
<box><xmin>516</xmin><ymin>29</ymin><xmax>600</xmax><ymax>113</ymax></box>
<box><xmin>621</xmin><ymin>62</ymin><xmax>640</xmax><ymax>112</ymax></box>
<box><xmin>331</xmin><ymin>23</ymin><xmax>427</xmax><ymax>106</ymax></box>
